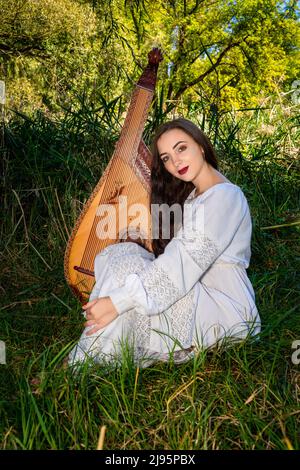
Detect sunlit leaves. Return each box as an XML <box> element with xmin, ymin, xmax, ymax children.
<box><xmin>0</xmin><ymin>0</ymin><xmax>299</xmax><ymax>114</ymax></box>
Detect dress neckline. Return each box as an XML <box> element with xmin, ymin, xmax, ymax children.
<box><xmin>186</xmin><ymin>182</ymin><xmax>236</xmax><ymax>202</ymax></box>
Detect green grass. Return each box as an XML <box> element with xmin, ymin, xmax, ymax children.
<box><xmin>0</xmin><ymin>97</ymin><xmax>299</xmax><ymax>450</ymax></box>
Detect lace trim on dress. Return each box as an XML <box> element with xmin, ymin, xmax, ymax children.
<box><xmin>160</xmin><ymin>287</ymin><xmax>196</xmax><ymax>348</ymax></box>
<box><xmin>97</xmin><ymin>241</ymin><xmax>153</xmax><ymax>259</ymax></box>
<box><xmin>139</xmin><ymin>264</ymin><xmax>183</xmax><ymax>311</ymax></box>
<box><xmin>108</xmin><ymin>245</ymin><xmax>197</xmax><ymax>359</ymax></box>
<box><xmin>180</xmin><ymin>230</ymin><xmax>219</xmax><ymax>273</ymax></box>
<box><xmin>108</xmin><ymin>252</ymin><xmax>152</xmax><ymax>350</ymax></box>
<box><xmin>109</xmin><ymin>252</ymin><xmax>151</xmax><ymax>287</ymax></box>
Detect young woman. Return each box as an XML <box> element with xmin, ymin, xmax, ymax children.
<box><xmin>68</xmin><ymin>118</ymin><xmax>260</xmax><ymax>367</ymax></box>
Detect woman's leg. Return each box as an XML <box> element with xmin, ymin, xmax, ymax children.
<box><xmin>68</xmin><ymin>242</ymin><xmax>155</xmax><ymax>367</ymax></box>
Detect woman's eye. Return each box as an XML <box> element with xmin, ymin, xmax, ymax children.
<box><xmin>162</xmin><ymin>156</ymin><xmax>169</xmax><ymax>163</ymax></box>
<box><xmin>178</xmin><ymin>145</ymin><xmax>187</xmax><ymax>153</ymax></box>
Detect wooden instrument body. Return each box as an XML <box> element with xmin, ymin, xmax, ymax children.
<box><xmin>64</xmin><ymin>51</ymin><xmax>162</xmax><ymax>302</ymax></box>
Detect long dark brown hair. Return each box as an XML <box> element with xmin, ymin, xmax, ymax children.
<box><xmin>150</xmin><ymin>118</ymin><xmax>218</xmax><ymax>257</ymax></box>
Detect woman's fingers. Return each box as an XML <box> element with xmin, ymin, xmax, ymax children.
<box><xmin>85</xmin><ymin>310</ymin><xmax>94</xmax><ymax>320</ymax></box>
<box><xmin>82</xmin><ymin>299</ymin><xmax>98</xmax><ymax>309</ymax></box>
<box><xmin>84</xmin><ymin>320</ymin><xmax>96</xmax><ymax>327</ymax></box>
<box><xmin>84</xmin><ymin>319</ymin><xmax>105</xmax><ymax>329</ymax></box>
<box><xmin>84</xmin><ymin>300</ymin><xmax>102</xmax><ymax>320</ymax></box>
<box><xmin>84</xmin><ymin>320</ymin><xmax>103</xmax><ymax>336</ymax></box>
<box><xmin>85</xmin><ymin>307</ymin><xmax>104</xmax><ymax>321</ymax></box>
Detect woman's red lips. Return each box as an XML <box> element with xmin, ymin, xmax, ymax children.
<box><xmin>178</xmin><ymin>166</ymin><xmax>189</xmax><ymax>175</ymax></box>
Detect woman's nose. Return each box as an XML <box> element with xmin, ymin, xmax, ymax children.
<box><xmin>171</xmin><ymin>154</ymin><xmax>182</xmax><ymax>167</ymax></box>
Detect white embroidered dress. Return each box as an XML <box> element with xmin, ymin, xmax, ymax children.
<box><xmin>68</xmin><ymin>182</ymin><xmax>261</xmax><ymax>367</ymax></box>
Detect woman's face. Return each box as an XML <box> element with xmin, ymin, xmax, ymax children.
<box><xmin>157</xmin><ymin>128</ymin><xmax>205</xmax><ymax>184</ymax></box>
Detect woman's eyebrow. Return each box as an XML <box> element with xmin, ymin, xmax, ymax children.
<box><xmin>159</xmin><ymin>140</ymin><xmax>187</xmax><ymax>158</ymax></box>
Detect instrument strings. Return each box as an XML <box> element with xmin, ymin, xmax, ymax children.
<box><xmin>81</xmin><ymin>87</ymin><xmax>152</xmax><ymax>275</ymax></box>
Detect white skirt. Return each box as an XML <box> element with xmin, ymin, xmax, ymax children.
<box><xmin>68</xmin><ymin>242</ymin><xmax>260</xmax><ymax>368</ymax></box>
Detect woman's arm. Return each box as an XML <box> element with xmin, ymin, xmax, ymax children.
<box><xmin>85</xmin><ymin>185</ymin><xmax>248</xmax><ymax>331</ymax></box>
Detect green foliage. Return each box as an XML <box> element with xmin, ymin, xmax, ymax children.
<box><xmin>0</xmin><ymin>0</ymin><xmax>131</xmax><ymax>113</ymax></box>
<box><xmin>1</xmin><ymin>88</ymin><xmax>299</xmax><ymax>449</ymax></box>
<box><xmin>0</xmin><ymin>0</ymin><xmax>299</xmax><ymax>114</ymax></box>
<box><xmin>0</xmin><ymin>0</ymin><xmax>300</xmax><ymax>452</ymax></box>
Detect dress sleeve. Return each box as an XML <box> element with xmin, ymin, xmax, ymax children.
<box><xmin>108</xmin><ymin>185</ymin><xmax>248</xmax><ymax>316</ymax></box>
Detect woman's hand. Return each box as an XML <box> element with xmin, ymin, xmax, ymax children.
<box><xmin>82</xmin><ymin>296</ymin><xmax>118</xmax><ymax>336</ymax></box>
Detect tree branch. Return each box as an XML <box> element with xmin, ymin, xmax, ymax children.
<box><xmin>168</xmin><ymin>38</ymin><xmax>246</xmax><ymax>110</ymax></box>
<box><xmin>0</xmin><ymin>43</ymin><xmax>49</xmax><ymax>59</ymax></box>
